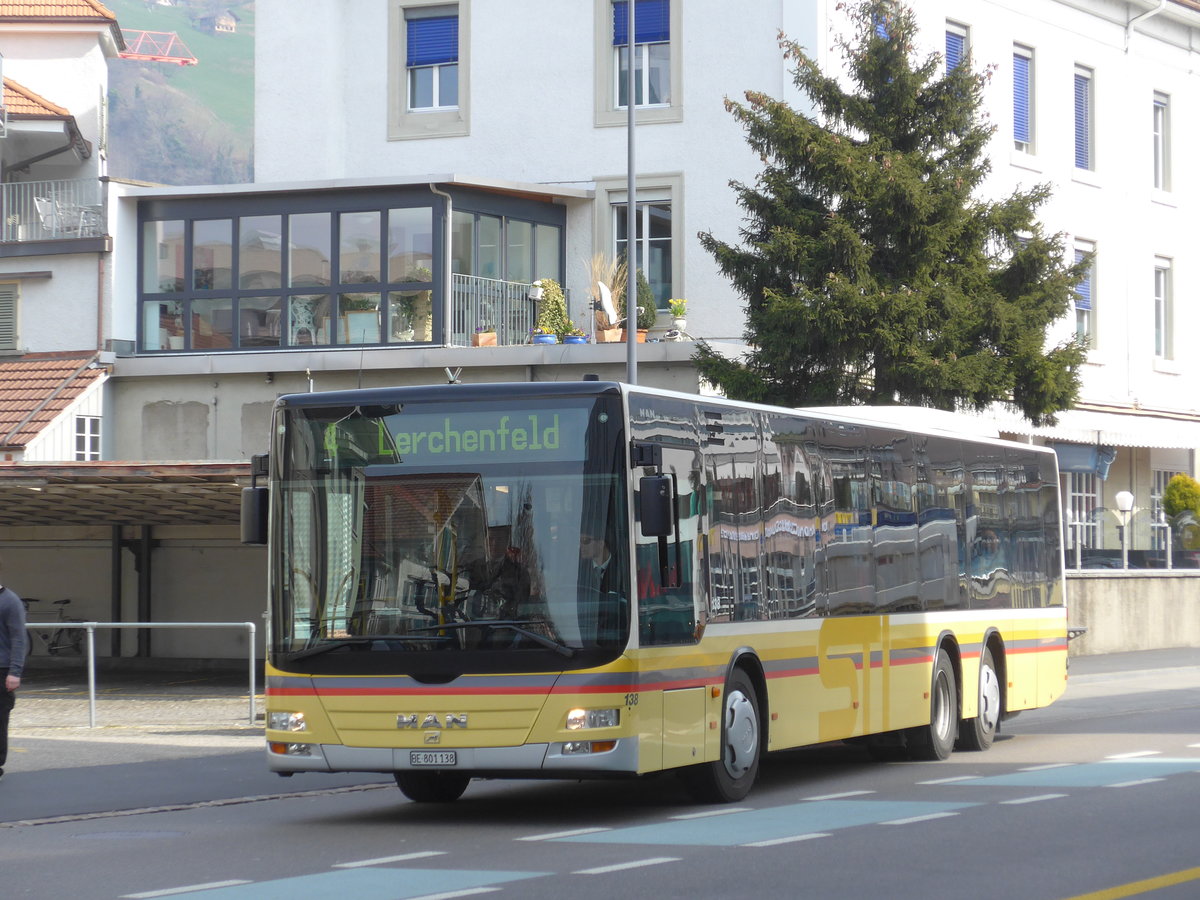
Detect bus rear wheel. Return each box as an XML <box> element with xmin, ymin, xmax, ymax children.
<box><xmin>394</xmin><ymin>771</ymin><xmax>471</xmax><ymax>803</ymax></box>
<box><xmin>958</xmin><ymin>645</ymin><xmax>1001</xmax><ymax>752</ymax></box>
<box><xmin>680</xmin><ymin>668</ymin><xmax>761</xmax><ymax>803</ymax></box>
<box><xmin>907</xmin><ymin>649</ymin><xmax>957</xmax><ymax>761</ymax></box>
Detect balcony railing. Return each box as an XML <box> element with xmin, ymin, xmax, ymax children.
<box><xmin>1</xmin><ymin>178</ymin><xmax>104</xmax><ymax>242</ymax></box>
<box><xmin>450</xmin><ymin>274</ymin><xmax>545</xmax><ymax>347</ymax></box>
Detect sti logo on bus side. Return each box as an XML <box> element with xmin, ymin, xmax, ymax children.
<box><xmin>397</xmin><ymin>713</ymin><xmax>469</xmax><ymax>729</ymax></box>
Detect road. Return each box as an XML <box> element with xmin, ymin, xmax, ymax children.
<box><xmin>1</xmin><ymin>650</ymin><xmax>1198</xmax><ymax>900</ymax></box>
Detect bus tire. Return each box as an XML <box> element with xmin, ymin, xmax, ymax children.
<box><xmin>958</xmin><ymin>645</ymin><xmax>1000</xmax><ymax>752</ymax></box>
<box><xmin>907</xmin><ymin>649</ymin><xmax>957</xmax><ymax>761</ymax></box>
<box><xmin>680</xmin><ymin>668</ymin><xmax>761</xmax><ymax>803</ymax></box>
<box><xmin>394</xmin><ymin>771</ymin><xmax>471</xmax><ymax>803</ymax></box>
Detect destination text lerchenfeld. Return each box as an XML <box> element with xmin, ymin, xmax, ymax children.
<box><xmin>392</xmin><ymin>414</ymin><xmax>561</xmax><ymax>456</ymax></box>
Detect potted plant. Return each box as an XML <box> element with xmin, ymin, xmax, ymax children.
<box><xmin>530</xmin><ymin>326</ymin><xmax>558</xmax><ymax>344</ymax></box>
<box><xmin>617</xmin><ymin>270</ymin><xmax>658</xmax><ymax>341</ymax></box>
<box><xmin>472</xmin><ymin>323</ymin><xmax>497</xmax><ymax>347</ymax></box>
<box><xmin>534</xmin><ymin>278</ymin><xmax>573</xmax><ymax>342</ymax></box>
<box><xmin>563</xmin><ymin>327</ymin><xmax>588</xmax><ymax>344</ymax></box>
<box><xmin>668</xmin><ymin>297</ymin><xmax>687</xmax><ymax>330</ymax></box>
<box><xmin>590</xmin><ymin>254</ymin><xmax>628</xmax><ymax>343</ymax></box>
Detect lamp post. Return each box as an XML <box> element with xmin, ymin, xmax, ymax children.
<box><xmin>1115</xmin><ymin>490</ymin><xmax>1134</xmax><ymax>570</ymax></box>
<box><xmin>1158</xmin><ymin>508</ymin><xmax>1173</xmax><ymax>570</ymax></box>
<box><xmin>1066</xmin><ymin>509</ymin><xmax>1082</xmax><ymax>571</ymax></box>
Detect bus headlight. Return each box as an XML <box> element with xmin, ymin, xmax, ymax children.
<box><xmin>566</xmin><ymin>708</ymin><xmax>620</xmax><ymax>730</ymax></box>
<box><xmin>268</xmin><ymin>741</ymin><xmax>313</xmax><ymax>757</ymax></box>
<box><xmin>268</xmin><ymin>711</ymin><xmax>307</xmax><ymax>732</ymax></box>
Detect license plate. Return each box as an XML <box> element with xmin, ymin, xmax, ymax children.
<box><xmin>409</xmin><ymin>750</ymin><xmax>457</xmax><ymax>767</ymax></box>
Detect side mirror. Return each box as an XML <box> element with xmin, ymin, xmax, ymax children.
<box><xmin>241</xmin><ymin>486</ymin><xmax>269</xmax><ymax>545</ymax></box>
<box><xmin>639</xmin><ymin>474</ymin><xmax>674</xmax><ymax>537</ymax></box>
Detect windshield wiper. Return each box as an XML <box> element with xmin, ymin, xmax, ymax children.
<box><xmin>287</xmin><ymin>634</ymin><xmax>450</xmax><ymax>662</ymax></box>
<box><xmin>409</xmin><ymin>620</ymin><xmax>577</xmax><ymax>658</ymax></box>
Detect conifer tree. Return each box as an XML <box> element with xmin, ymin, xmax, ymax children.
<box><xmin>695</xmin><ymin>0</ymin><xmax>1086</xmax><ymax>425</ymax></box>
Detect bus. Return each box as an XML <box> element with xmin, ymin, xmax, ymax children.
<box><xmin>242</xmin><ymin>380</ymin><xmax>1068</xmax><ymax>803</ymax></box>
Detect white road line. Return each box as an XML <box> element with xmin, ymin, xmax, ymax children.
<box><xmin>516</xmin><ymin>827</ymin><xmax>611</xmax><ymax>841</ymax></box>
<box><xmin>1105</xmin><ymin>778</ymin><xmax>1165</xmax><ymax>789</ymax></box>
<box><xmin>333</xmin><ymin>851</ymin><xmax>446</xmax><ymax>868</ymax></box>
<box><xmin>1188</xmin><ymin>743</ymin><xmax>1200</xmax><ymax>749</ymax></box>
<box><xmin>1000</xmin><ymin>794</ymin><xmax>1068</xmax><ymax>805</ymax></box>
<box><xmin>573</xmin><ymin>857</ymin><xmax>681</xmax><ymax>875</ymax></box>
<box><xmin>410</xmin><ymin>889</ymin><xmax>500</xmax><ymax>900</ymax></box>
<box><xmin>123</xmin><ymin>882</ymin><xmax>252</xmax><ymax>899</ymax></box>
<box><xmin>1106</xmin><ymin>751</ymin><xmax>1162</xmax><ymax>759</ymax></box>
<box><xmin>917</xmin><ymin>775</ymin><xmax>977</xmax><ymax>784</ymax></box>
<box><xmin>881</xmin><ymin>812</ymin><xmax>960</xmax><ymax>826</ymax></box>
<box><xmin>1020</xmin><ymin>763</ymin><xmax>1072</xmax><ymax>771</ymax></box>
<box><xmin>802</xmin><ymin>790</ymin><xmax>875</xmax><ymax>801</ymax></box>
<box><xmin>670</xmin><ymin>807</ymin><xmax>752</xmax><ymax>820</ymax></box>
<box><xmin>743</xmin><ymin>833</ymin><xmax>832</xmax><ymax>848</ymax></box>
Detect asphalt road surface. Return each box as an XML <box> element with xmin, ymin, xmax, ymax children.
<box><xmin>1</xmin><ymin>649</ymin><xmax>1198</xmax><ymax>900</ymax></box>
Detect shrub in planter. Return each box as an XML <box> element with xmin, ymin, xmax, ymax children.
<box><xmin>618</xmin><ymin>270</ymin><xmax>659</xmax><ymax>330</ymax></box>
<box><xmin>534</xmin><ymin>278</ymin><xmax>574</xmax><ymax>340</ymax></box>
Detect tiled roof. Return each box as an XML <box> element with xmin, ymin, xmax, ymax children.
<box><xmin>0</xmin><ymin>353</ymin><xmax>107</xmax><ymax>449</ymax></box>
<box><xmin>2</xmin><ymin>77</ymin><xmax>70</xmax><ymax>118</ymax></box>
<box><xmin>0</xmin><ymin>1</ymin><xmax>116</xmax><ymax>22</ymax></box>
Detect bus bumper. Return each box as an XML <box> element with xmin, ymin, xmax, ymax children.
<box><xmin>266</xmin><ymin>736</ymin><xmax>640</xmax><ymax>776</ymax></box>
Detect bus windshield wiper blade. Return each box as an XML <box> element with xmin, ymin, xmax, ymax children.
<box><xmin>409</xmin><ymin>620</ymin><xmax>577</xmax><ymax>658</ymax></box>
<box><xmin>287</xmin><ymin>635</ymin><xmax>448</xmax><ymax>661</ymax></box>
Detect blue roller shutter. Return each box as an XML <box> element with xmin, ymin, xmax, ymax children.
<box><xmin>612</xmin><ymin>0</ymin><xmax>669</xmax><ymax>45</ymax></box>
<box><xmin>407</xmin><ymin>15</ymin><xmax>458</xmax><ymax>67</ymax></box>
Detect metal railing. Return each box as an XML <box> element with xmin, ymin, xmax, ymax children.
<box><xmin>449</xmin><ymin>274</ymin><xmax>538</xmax><ymax>346</ymax></box>
<box><xmin>37</xmin><ymin>621</ymin><xmax>258</xmax><ymax>727</ymax></box>
<box><xmin>1</xmin><ymin>177</ymin><xmax>105</xmax><ymax>242</ymax></box>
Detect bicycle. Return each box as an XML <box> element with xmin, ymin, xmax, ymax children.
<box><xmin>22</xmin><ymin>598</ymin><xmax>85</xmax><ymax>656</ymax></box>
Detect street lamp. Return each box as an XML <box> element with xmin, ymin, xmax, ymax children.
<box><xmin>1066</xmin><ymin>508</ymin><xmax>1082</xmax><ymax>571</ymax></box>
<box><xmin>1115</xmin><ymin>490</ymin><xmax>1134</xmax><ymax>570</ymax></box>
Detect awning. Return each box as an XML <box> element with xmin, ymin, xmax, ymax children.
<box><xmin>992</xmin><ymin>407</ymin><xmax>1200</xmax><ymax>450</ymax></box>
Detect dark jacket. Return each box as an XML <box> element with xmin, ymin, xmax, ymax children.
<box><xmin>0</xmin><ymin>586</ymin><xmax>26</xmax><ymax>678</ymax></box>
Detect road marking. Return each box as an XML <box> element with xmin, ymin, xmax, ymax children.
<box><xmin>410</xmin><ymin>891</ymin><xmax>499</xmax><ymax>900</ymax></box>
<box><xmin>1020</xmin><ymin>763</ymin><xmax>1072</xmax><ymax>771</ymax></box>
<box><xmin>916</xmin><ymin>776</ymin><xmax>976</xmax><ymax>784</ymax></box>
<box><xmin>516</xmin><ymin>827</ymin><xmax>610</xmax><ymax>841</ymax></box>
<box><xmin>1188</xmin><ymin>743</ymin><xmax>1200</xmax><ymax>749</ymax></box>
<box><xmin>802</xmin><ymin>790</ymin><xmax>874</xmax><ymax>801</ymax></box>
<box><xmin>334</xmin><ymin>851</ymin><xmax>446</xmax><ymax>868</ymax></box>
<box><xmin>1104</xmin><ymin>778</ymin><xmax>1164</xmax><ymax>789</ymax></box>
<box><xmin>1058</xmin><ymin>865</ymin><xmax>1200</xmax><ymax>900</ymax></box>
<box><xmin>1106</xmin><ymin>751</ymin><xmax>1161</xmax><ymax>759</ymax></box>
<box><xmin>573</xmin><ymin>857</ymin><xmax>680</xmax><ymax>875</ymax></box>
<box><xmin>670</xmin><ymin>807</ymin><xmax>752</xmax><ymax>820</ymax></box>
<box><xmin>743</xmin><ymin>832</ymin><xmax>831</xmax><ymax>847</ymax></box>
<box><xmin>880</xmin><ymin>812</ymin><xmax>959</xmax><ymax>826</ymax></box>
<box><xmin>122</xmin><ymin>882</ymin><xmax>252</xmax><ymax>899</ymax></box>
<box><xmin>1000</xmin><ymin>793</ymin><xmax>1067</xmax><ymax>805</ymax></box>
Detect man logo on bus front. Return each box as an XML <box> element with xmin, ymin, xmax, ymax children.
<box><xmin>397</xmin><ymin>713</ymin><xmax>469</xmax><ymax>729</ymax></box>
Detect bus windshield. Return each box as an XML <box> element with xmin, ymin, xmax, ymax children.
<box><xmin>271</xmin><ymin>394</ymin><xmax>629</xmax><ymax>675</ymax></box>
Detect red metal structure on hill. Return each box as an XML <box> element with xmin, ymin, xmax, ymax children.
<box><xmin>119</xmin><ymin>31</ymin><xmax>198</xmax><ymax>66</ymax></box>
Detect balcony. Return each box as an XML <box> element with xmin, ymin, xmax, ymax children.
<box><xmin>450</xmin><ymin>274</ymin><xmax>574</xmax><ymax>347</ymax></box>
<box><xmin>1</xmin><ymin>178</ymin><xmax>105</xmax><ymax>244</ymax></box>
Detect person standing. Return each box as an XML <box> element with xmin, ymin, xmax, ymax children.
<box><xmin>0</xmin><ymin>578</ymin><xmax>26</xmax><ymax>781</ymax></box>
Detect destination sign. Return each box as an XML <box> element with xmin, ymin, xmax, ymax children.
<box><xmin>384</xmin><ymin>407</ymin><xmax>591</xmax><ymax>465</ymax></box>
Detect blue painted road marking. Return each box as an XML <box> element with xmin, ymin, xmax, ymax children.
<box><xmin>554</xmin><ymin>799</ymin><xmax>979</xmax><ymax>846</ymax></box>
<box><xmin>135</xmin><ymin>866</ymin><xmax>550</xmax><ymax>899</ymax></box>
<box><xmin>947</xmin><ymin>759</ymin><xmax>1200</xmax><ymax>789</ymax></box>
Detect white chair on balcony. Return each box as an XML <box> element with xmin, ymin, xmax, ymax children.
<box><xmin>33</xmin><ymin>197</ymin><xmax>63</xmax><ymax>238</ymax></box>
<box><xmin>596</xmin><ymin>281</ymin><xmax>625</xmax><ymax>329</ymax></box>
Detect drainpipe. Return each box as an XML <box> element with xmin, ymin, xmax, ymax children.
<box><xmin>429</xmin><ymin>184</ymin><xmax>454</xmax><ymax>348</ymax></box>
<box><xmin>1126</xmin><ymin>0</ymin><xmax>1167</xmax><ymax>52</ymax></box>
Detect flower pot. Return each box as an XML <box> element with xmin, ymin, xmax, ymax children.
<box><xmin>471</xmin><ymin>332</ymin><xmax>497</xmax><ymax>347</ymax></box>
<box><xmin>672</xmin><ymin>317</ymin><xmax>687</xmax><ymax>331</ymax></box>
<box><xmin>597</xmin><ymin>327</ymin><xmax>624</xmax><ymax>343</ymax></box>
<box><xmin>619</xmin><ymin>329</ymin><xmax>648</xmax><ymax>343</ymax></box>
<box><xmin>563</xmin><ymin>335</ymin><xmax>587</xmax><ymax>344</ymax></box>
<box><xmin>532</xmin><ymin>333</ymin><xmax>558</xmax><ymax>344</ymax></box>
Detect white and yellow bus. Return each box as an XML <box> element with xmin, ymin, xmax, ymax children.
<box><xmin>244</xmin><ymin>380</ymin><xmax>1068</xmax><ymax>803</ymax></box>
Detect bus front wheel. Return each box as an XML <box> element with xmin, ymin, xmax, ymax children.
<box><xmin>680</xmin><ymin>668</ymin><xmax>761</xmax><ymax>803</ymax></box>
<box><xmin>907</xmin><ymin>649</ymin><xmax>957</xmax><ymax>761</ymax></box>
<box><xmin>394</xmin><ymin>771</ymin><xmax>471</xmax><ymax>803</ymax></box>
<box><xmin>958</xmin><ymin>645</ymin><xmax>1001</xmax><ymax>752</ymax></box>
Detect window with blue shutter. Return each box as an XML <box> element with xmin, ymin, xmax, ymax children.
<box><xmin>612</xmin><ymin>0</ymin><xmax>669</xmax><ymax>46</ymax></box>
<box><xmin>1073</xmin><ymin>249</ymin><xmax>1092</xmax><ymax>311</ymax></box>
<box><xmin>407</xmin><ymin>15</ymin><xmax>457</xmax><ymax>67</ymax></box>
<box><xmin>945</xmin><ymin>28</ymin><xmax>965</xmax><ymax>72</ymax></box>
<box><xmin>405</xmin><ymin>9</ymin><xmax>459</xmax><ymax>111</ymax></box>
<box><xmin>1013</xmin><ymin>49</ymin><xmax>1032</xmax><ymax>150</ymax></box>
<box><xmin>612</xmin><ymin>0</ymin><xmax>671</xmax><ymax>108</ymax></box>
<box><xmin>1074</xmin><ymin>69</ymin><xmax>1092</xmax><ymax>170</ymax></box>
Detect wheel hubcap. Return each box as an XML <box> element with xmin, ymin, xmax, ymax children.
<box><xmin>724</xmin><ymin>690</ymin><xmax>758</xmax><ymax>778</ymax></box>
<box><xmin>979</xmin><ymin>664</ymin><xmax>1000</xmax><ymax>732</ymax></box>
<box><xmin>932</xmin><ymin>670</ymin><xmax>953</xmax><ymax>741</ymax></box>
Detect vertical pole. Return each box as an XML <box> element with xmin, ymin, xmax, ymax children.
<box><xmin>110</xmin><ymin>525</ymin><xmax>122</xmax><ymax>657</ymax></box>
<box><xmin>87</xmin><ymin>625</ymin><xmax>97</xmax><ymax>728</ymax></box>
<box><xmin>247</xmin><ymin>622</ymin><xmax>257</xmax><ymax>726</ymax></box>
<box><xmin>626</xmin><ymin>0</ymin><xmax>638</xmax><ymax>385</ymax></box>
<box><xmin>1165</xmin><ymin>524</ymin><xmax>1173</xmax><ymax>569</ymax></box>
<box><xmin>1120</xmin><ymin>516</ymin><xmax>1129</xmax><ymax>569</ymax></box>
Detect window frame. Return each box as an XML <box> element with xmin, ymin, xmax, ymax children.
<box><xmin>0</xmin><ymin>284</ymin><xmax>17</xmax><ymax>352</ymax></box>
<box><xmin>74</xmin><ymin>415</ymin><xmax>101</xmax><ymax>461</ymax></box>
<box><xmin>593</xmin><ymin>173</ymin><xmax>681</xmax><ymax>313</ymax></box>
<box><xmin>1153</xmin><ymin>257</ymin><xmax>1172</xmax><ymax>361</ymax></box>
<box><xmin>388</xmin><ymin>1</ymin><xmax>470</xmax><ymax>141</ymax></box>
<box><xmin>1152</xmin><ymin>91</ymin><xmax>1170</xmax><ymax>192</ymax></box>
<box><xmin>1073</xmin><ymin>65</ymin><xmax>1094</xmax><ymax>171</ymax></box>
<box><xmin>594</xmin><ymin>0</ymin><xmax>682</xmax><ymax>128</ymax></box>
<box><xmin>945</xmin><ymin>22</ymin><xmax>968</xmax><ymax>74</ymax></box>
<box><xmin>1012</xmin><ymin>44</ymin><xmax>1034</xmax><ymax>153</ymax></box>
<box><xmin>1072</xmin><ymin>240</ymin><xmax>1095</xmax><ymax>347</ymax></box>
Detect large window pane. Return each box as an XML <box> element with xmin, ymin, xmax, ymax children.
<box><xmin>338</xmin><ymin>292</ymin><xmax>381</xmax><ymax>344</ymax></box>
<box><xmin>506</xmin><ymin>220</ymin><xmax>532</xmax><ymax>284</ymax></box>
<box><xmin>647</xmin><ymin>43</ymin><xmax>670</xmax><ymax>104</ymax></box>
<box><xmin>240</xmin><ymin>297</ymin><xmax>282</xmax><ymax>348</ymax></box>
<box><xmin>438</xmin><ymin>63</ymin><xmax>458</xmax><ymax>107</ymax></box>
<box><xmin>192</xmin><ymin>297</ymin><xmax>234</xmax><ymax>349</ymax></box>
<box><xmin>143</xmin><ymin>220</ymin><xmax>185</xmax><ymax>293</ymax></box>
<box><xmin>340</xmin><ymin>211</ymin><xmax>381</xmax><ymax>284</ymax></box>
<box><xmin>389</xmin><ymin>290</ymin><xmax>434</xmax><ymax>342</ymax></box>
<box><xmin>387</xmin><ymin>207</ymin><xmax>434</xmax><ymax>282</ymax></box>
<box><xmin>477</xmin><ymin>214</ymin><xmax>501</xmax><ymax>279</ymax></box>
<box><xmin>451</xmin><ymin>210</ymin><xmax>474</xmax><ymax>274</ymax></box>
<box><xmin>239</xmin><ymin>215</ymin><xmax>282</xmax><ymax>288</ymax></box>
<box><xmin>144</xmin><ymin>300</ymin><xmax>184</xmax><ymax>350</ymax></box>
<box><xmin>289</xmin><ymin>293</ymin><xmax>331</xmax><ymax>346</ymax></box>
<box><xmin>289</xmin><ymin>212</ymin><xmax>331</xmax><ymax>287</ymax></box>
<box><xmin>535</xmin><ymin>224</ymin><xmax>560</xmax><ymax>283</ymax></box>
<box><xmin>192</xmin><ymin>219</ymin><xmax>232</xmax><ymax>290</ymax></box>
<box><xmin>409</xmin><ymin>66</ymin><xmax>434</xmax><ymax>109</ymax></box>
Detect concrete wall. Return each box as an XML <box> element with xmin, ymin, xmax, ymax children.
<box><xmin>1067</xmin><ymin>571</ymin><xmax>1200</xmax><ymax>656</ymax></box>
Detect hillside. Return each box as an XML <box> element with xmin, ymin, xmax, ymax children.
<box><xmin>106</xmin><ymin>0</ymin><xmax>255</xmax><ymax>185</ymax></box>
